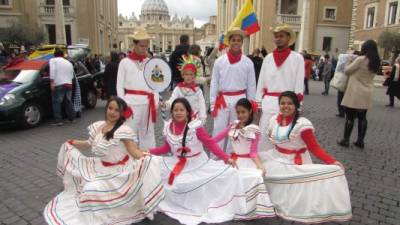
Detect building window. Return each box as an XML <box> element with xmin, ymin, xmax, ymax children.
<box><xmin>365</xmin><ymin>6</ymin><xmax>377</xmax><ymax>28</ymax></box>
<box><xmin>388</xmin><ymin>1</ymin><xmax>398</xmax><ymax>25</ymax></box>
<box><xmin>46</xmin><ymin>24</ymin><xmax>56</xmax><ymax>44</ymax></box>
<box><xmin>0</xmin><ymin>0</ymin><xmax>11</xmax><ymax>7</ymax></box>
<box><xmin>65</xmin><ymin>25</ymin><xmax>71</xmax><ymax>45</ymax></box>
<box><xmin>322</xmin><ymin>37</ymin><xmax>332</xmax><ymax>52</ymax></box>
<box><xmin>324</xmin><ymin>7</ymin><xmax>337</xmax><ymax>20</ymax></box>
<box><xmin>45</xmin><ymin>0</ymin><xmax>69</xmax><ymax>5</ymax></box>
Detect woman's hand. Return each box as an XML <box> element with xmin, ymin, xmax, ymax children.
<box><xmin>258</xmin><ymin>166</ymin><xmax>266</xmax><ymax>176</ymax></box>
<box><xmin>333</xmin><ymin>161</ymin><xmax>345</xmax><ymax>170</ymax></box>
<box><xmin>227</xmin><ymin>158</ymin><xmax>238</xmax><ymax>169</ymax></box>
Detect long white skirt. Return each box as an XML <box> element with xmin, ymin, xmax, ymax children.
<box><xmin>158</xmin><ymin>151</ymin><xmax>275</xmax><ymax>225</ymax></box>
<box><xmin>262</xmin><ymin>150</ymin><xmax>352</xmax><ymax>223</ymax></box>
<box><xmin>43</xmin><ymin>143</ymin><xmax>165</xmax><ymax>225</ymax></box>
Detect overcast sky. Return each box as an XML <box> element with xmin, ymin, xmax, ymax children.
<box><xmin>118</xmin><ymin>0</ymin><xmax>217</xmax><ymax>27</ymax></box>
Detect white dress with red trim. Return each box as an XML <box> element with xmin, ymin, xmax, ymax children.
<box><xmin>154</xmin><ymin>119</ymin><xmax>273</xmax><ymax>225</ymax></box>
<box><xmin>227</xmin><ymin>121</ymin><xmax>276</xmax><ymax>218</ymax></box>
<box><xmin>260</xmin><ymin>115</ymin><xmax>352</xmax><ymax>223</ymax></box>
<box><xmin>43</xmin><ymin>121</ymin><xmax>165</xmax><ymax>225</ymax></box>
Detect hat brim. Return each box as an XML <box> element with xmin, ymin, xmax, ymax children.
<box><xmin>224</xmin><ymin>29</ymin><xmax>246</xmax><ymax>45</ymax></box>
<box><xmin>271</xmin><ymin>27</ymin><xmax>296</xmax><ymax>46</ymax></box>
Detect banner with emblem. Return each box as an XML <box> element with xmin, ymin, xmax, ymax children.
<box><xmin>143</xmin><ymin>57</ymin><xmax>172</xmax><ymax>92</ymax></box>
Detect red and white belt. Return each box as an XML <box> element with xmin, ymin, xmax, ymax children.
<box><xmin>101</xmin><ymin>155</ymin><xmax>130</xmax><ymax>167</ymax></box>
<box><xmin>211</xmin><ymin>89</ymin><xmax>246</xmax><ymax>117</ymax></box>
<box><xmin>168</xmin><ymin>150</ymin><xmax>201</xmax><ymax>185</ymax></box>
<box><xmin>230</xmin><ymin>152</ymin><xmax>251</xmax><ymax>161</ymax></box>
<box><xmin>125</xmin><ymin>89</ymin><xmax>157</xmax><ymax>130</ymax></box>
<box><xmin>276</xmin><ymin>146</ymin><xmax>306</xmax><ymax>165</ymax></box>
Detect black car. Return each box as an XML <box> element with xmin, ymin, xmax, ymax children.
<box><xmin>0</xmin><ymin>58</ymin><xmax>100</xmax><ymax>128</ymax></box>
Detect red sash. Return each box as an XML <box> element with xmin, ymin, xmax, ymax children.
<box><xmin>168</xmin><ymin>151</ymin><xmax>201</xmax><ymax>185</ymax></box>
<box><xmin>262</xmin><ymin>88</ymin><xmax>282</xmax><ymax>98</ymax></box>
<box><xmin>230</xmin><ymin>152</ymin><xmax>251</xmax><ymax>161</ymax></box>
<box><xmin>125</xmin><ymin>89</ymin><xmax>157</xmax><ymax>129</ymax></box>
<box><xmin>211</xmin><ymin>90</ymin><xmax>246</xmax><ymax>117</ymax></box>
<box><xmin>101</xmin><ymin>155</ymin><xmax>130</xmax><ymax>167</ymax></box>
<box><xmin>276</xmin><ymin>146</ymin><xmax>306</xmax><ymax>165</ymax></box>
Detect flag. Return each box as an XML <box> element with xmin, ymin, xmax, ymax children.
<box><xmin>229</xmin><ymin>0</ymin><xmax>260</xmax><ymax>35</ymax></box>
<box><xmin>220</xmin><ymin>0</ymin><xmax>260</xmax><ymax>49</ymax></box>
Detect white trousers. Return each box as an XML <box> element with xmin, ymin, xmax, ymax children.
<box><xmin>212</xmin><ymin>95</ymin><xmax>244</xmax><ymax>153</ymax></box>
<box><xmin>125</xmin><ymin>104</ymin><xmax>156</xmax><ymax>149</ymax></box>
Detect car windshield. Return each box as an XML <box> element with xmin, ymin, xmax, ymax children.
<box><xmin>0</xmin><ymin>70</ymin><xmax>39</xmax><ymax>84</ymax></box>
<box><xmin>68</xmin><ymin>48</ymin><xmax>90</xmax><ymax>61</ymax></box>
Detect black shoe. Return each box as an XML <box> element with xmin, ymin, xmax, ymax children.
<box><xmin>353</xmin><ymin>141</ymin><xmax>365</xmax><ymax>149</ymax></box>
<box><xmin>336</xmin><ymin>114</ymin><xmax>345</xmax><ymax>118</ymax></box>
<box><xmin>51</xmin><ymin>121</ymin><xmax>63</xmax><ymax>126</ymax></box>
<box><xmin>385</xmin><ymin>104</ymin><xmax>394</xmax><ymax>107</ymax></box>
<box><xmin>338</xmin><ymin>139</ymin><xmax>350</xmax><ymax>147</ymax></box>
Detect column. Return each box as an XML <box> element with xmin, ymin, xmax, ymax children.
<box><xmin>298</xmin><ymin>0</ymin><xmax>310</xmax><ymax>52</ymax></box>
<box><xmin>162</xmin><ymin>33</ymin><xmax>166</xmax><ymax>53</ymax></box>
<box><xmin>55</xmin><ymin>0</ymin><xmax>66</xmax><ymax>45</ymax></box>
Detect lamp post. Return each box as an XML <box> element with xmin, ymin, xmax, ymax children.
<box><xmin>55</xmin><ymin>0</ymin><xmax>66</xmax><ymax>45</ymax></box>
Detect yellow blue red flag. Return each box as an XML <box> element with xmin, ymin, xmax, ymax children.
<box><xmin>219</xmin><ymin>0</ymin><xmax>260</xmax><ymax>49</ymax></box>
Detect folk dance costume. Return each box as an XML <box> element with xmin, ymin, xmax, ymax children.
<box><xmin>117</xmin><ymin>52</ymin><xmax>159</xmax><ymax>149</ymax></box>
<box><xmin>44</xmin><ymin>121</ymin><xmax>165</xmax><ymax>225</ymax></box>
<box><xmin>166</xmin><ymin>83</ymin><xmax>207</xmax><ymax>123</ymax></box>
<box><xmin>165</xmin><ymin>55</ymin><xmax>207</xmax><ymax>123</ymax></box>
<box><xmin>256</xmin><ymin>25</ymin><xmax>304</xmax><ymax>152</ymax></box>
<box><xmin>213</xmin><ymin>121</ymin><xmax>275</xmax><ymax>217</ymax></box>
<box><xmin>210</xmin><ymin>50</ymin><xmax>256</xmax><ymax>152</ymax></box>
<box><xmin>150</xmin><ymin>119</ymin><xmax>271</xmax><ymax>225</ymax></box>
<box><xmin>262</xmin><ymin>115</ymin><xmax>352</xmax><ymax>223</ymax></box>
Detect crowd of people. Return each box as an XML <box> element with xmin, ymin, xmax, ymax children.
<box><xmin>40</xmin><ymin>23</ymin><xmax>373</xmax><ymax>225</ymax></box>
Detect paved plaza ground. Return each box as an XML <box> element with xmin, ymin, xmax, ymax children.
<box><xmin>0</xmin><ymin>81</ymin><xmax>399</xmax><ymax>225</ymax></box>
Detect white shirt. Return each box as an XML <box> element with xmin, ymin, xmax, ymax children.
<box><xmin>256</xmin><ymin>51</ymin><xmax>305</xmax><ymax>113</ymax></box>
<box><xmin>210</xmin><ymin>54</ymin><xmax>256</xmax><ymax>106</ymax></box>
<box><xmin>166</xmin><ymin>86</ymin><xmax>207</xmax><ymax>122</ymax></box>
<box><xmin>49</xmin><ymin>57</ymin><xmax>74</xmax><ymax>86</ymax></box>
<box><xmin>117</xmin><ymin>57</ymin><xmax>159</xmax><ymax>106</ymax></box>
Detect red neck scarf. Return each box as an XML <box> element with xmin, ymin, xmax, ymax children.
<box><xmin>273</xmin><ymin>47</ymin><xmax>291</xmax><ymax>68</ymax></box>
<box><xmin>277</xmin><ymin>114</ymin><xmax>293</xmax><ymax>126</ymax></box>
<box><xmin>127</xmin><ymin>51</ymin><xmax>147</xmax><ymax>62</ymax></box>
<box><xmin>227</xmin><ymin>49</ymin><xmax>242</xmax><ymax>64</ymax></box>
<box><xmin>177</xmin><ymin>82</ymin><xmax>197</xmax><ymax>92</ymax></box>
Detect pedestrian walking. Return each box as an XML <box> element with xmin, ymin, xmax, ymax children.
<box><xmin>304</xmin><ymin>54</ymin><xmax>313</xmax><ymax>95</ymax></box>
<box><xmin>104</xmin><ymin>51</ymin><xmax>119</xmax><ymax>98</ymax></box>
<box><xmin>169</xmin><ymin>34</ymin><xmax>190</xmax><ymax>89</ymax></box>
<box><xmin>338</xmin><ymin>40</ymin><xmax>381</xmax><ymax>149</ymax></box>
<box><xmin>385</xmin><ymin>55</ymin><xmax>400</xmax><ymax>107</ymax></box>
<box><xmin>321</xmin><ymin>54</ymin><xmax>333</xmax><ymax>95</ymax></box>
<box><xmin>247</xmin><ymin>48</ymin><xmax>263</xmax><ymax>85</ymax></box>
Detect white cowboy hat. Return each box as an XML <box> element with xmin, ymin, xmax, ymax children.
<box><xmin>270</xmin><ymin>24</ymin><xmax>296</xmax><ymax>46</ymax></box>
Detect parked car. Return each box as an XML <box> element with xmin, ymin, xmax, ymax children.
<box><xmin>0</xmin><ymin>57</ymin><xmax>100</xmax><ymax>128</ymax></box>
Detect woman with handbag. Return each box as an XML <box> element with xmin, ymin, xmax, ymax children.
<box><xmin>338</xmin><ymin>40</ymin><xmax>381</xmax><ymax>149</ymax></box>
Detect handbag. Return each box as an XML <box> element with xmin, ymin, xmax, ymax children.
<box><xmin>330</xmin><ymin>72</ymin><xmax>348</xmax><ymax>92</ymax></box>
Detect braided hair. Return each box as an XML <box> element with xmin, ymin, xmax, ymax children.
<box><xmin>104</xmin><ymin>96</ymin><xmax>128</xmax><ymax>141</ymax></box>
<box><xmin>171</xmin><ymin>98</ymin><xmax>193</xmax><ymax>156</ymax></box>
<box><xmin>235</xmin><ymin>98</ymin><xmax>254</xmax><ymax>126</ymax></box>
<box><xmin>278</xmin><ymin>91</ymin><xmax>301</xmax><ymax>137</ymax></box>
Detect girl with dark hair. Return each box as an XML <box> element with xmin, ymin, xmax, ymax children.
<box><xmin>213</xmin><ymin>98</ymin><xmax>267</xmax><ymax>175</ymax></box>
<box><xmin>149</xmin><ymin>98</ymin><xmax>273</xmax><ymax>224</ymax></box>
<box><xmin>338</xmin><ymin>40</ymin><xmax>381</xmax><ymax>148</ymax></box>
<box><xmin>44</xmin><ymin>97</ymin><xmax>165</xmax><ymax>225</ymax></box>
<box><xmin>261</xmin><ymin>91</ymin><xmax>351</xmax><ymax>224</ymax></box>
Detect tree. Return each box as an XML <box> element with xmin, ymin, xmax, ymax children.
<box><xmin>0</xmin><ymin>20</ymin><xmax>45</xmax><ymax>48</ymax></box>
<box><xmin>378</xmin><ymin>31</ymin><xmax>400</xmax><ymax>63</ymax></box>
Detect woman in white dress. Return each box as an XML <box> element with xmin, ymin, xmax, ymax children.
<box><xmin>212</xmin><ymin>98</ymin><xmax>275</xmax><ymax>218</ymax></box>
<box><xmin>44</xmin><ymin>97</ymin><xmax>165</xmax><ymax>225</ymax></box>
<box><xmin>149</xmin><ymin>98</ymin><xmax>273</xmax><ymax>225</ymax></box>
<box><xmin>260</xmin><ymin>91</ymin><xmax>352</xmax><ymax>223</ymax></box>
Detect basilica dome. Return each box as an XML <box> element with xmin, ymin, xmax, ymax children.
<box><xmin>141</xmin><ymin>0</ymin><xmax>169</xmax><ymax>16</ymax></box>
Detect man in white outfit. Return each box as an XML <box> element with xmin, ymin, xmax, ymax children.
<box><xmin>256</xmin><ymin>24</ymin><xmax>305</xmax><ymax>153</ymax></box>
<box><xmin>117</xmin><ymin>28</ymin><xmax>158</xmax><ymax>149</ymax></box>
<box><xmin>210</xmin><ymin>27</ymin><xmax>257</xmax><ymax>152</ymax></box>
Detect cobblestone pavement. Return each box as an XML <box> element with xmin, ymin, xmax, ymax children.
<box><xmin>0</xmin><ymin>81</ymin><xmax>399</xmax><ymax>225</ymax></box>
